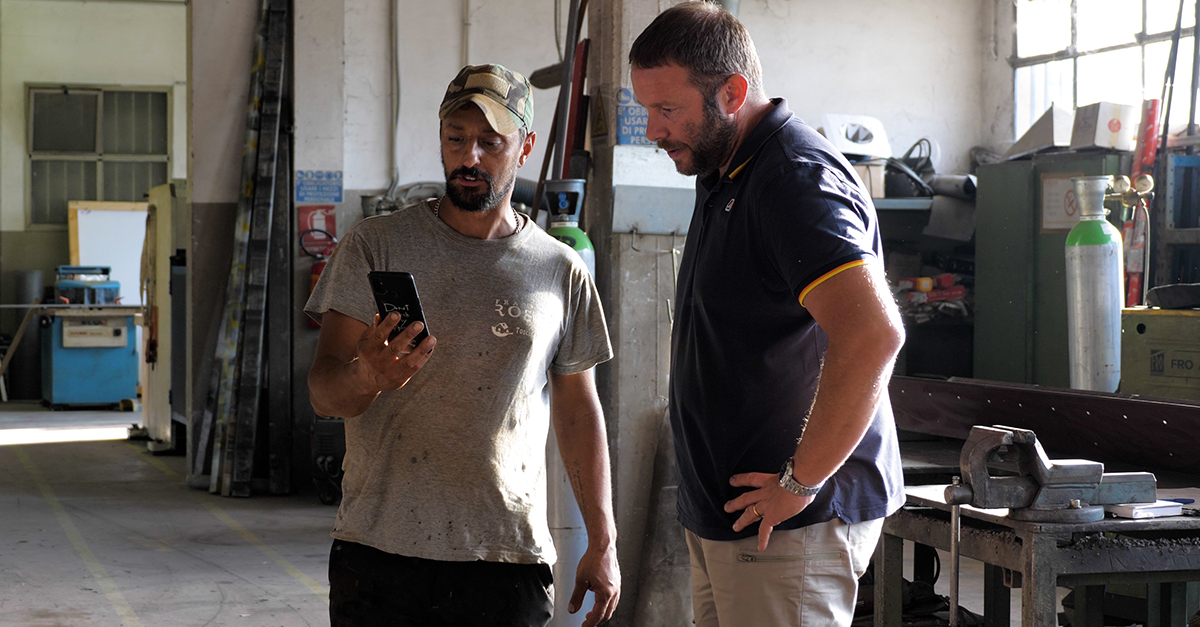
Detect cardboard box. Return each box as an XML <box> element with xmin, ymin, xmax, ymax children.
<box><xmin>853</xmin><ymin>163</ymin><xmax>885</xmax><ymax>199</ymax></box>
<box><xmin>1005</xmin><ymin>104</ymin><xmax>1073</xmax><ymax>159</ymax></box>
<box><xmin>1070</xmin><ymin>102</ymin><xmax>1138</xmax><ymax>151</ymax></box>
<box><xmin>1120</xmin><ymin>308</ymin><xmax>1200</xmax><ymax>401</ymax></box>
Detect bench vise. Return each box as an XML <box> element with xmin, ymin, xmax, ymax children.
<box><xmin>943</xmin><ymin>425</ymin><xmax>1157</xmax><ymax>523</ymax></box>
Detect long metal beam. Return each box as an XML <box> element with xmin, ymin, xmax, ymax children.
<box><xmin>890</xmin><ymin>376</ymin><xmax>1200</xmax><ymax>475</ymax></box>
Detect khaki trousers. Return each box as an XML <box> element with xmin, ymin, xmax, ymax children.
<box><xmin>685</xmin><ymin>517</ymin><xmax>883</xmax><ymax>627</ymax></box>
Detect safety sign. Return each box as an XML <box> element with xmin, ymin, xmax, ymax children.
<box><xmin>296</xmin><ymin>170</ymin><xmax>344</xmax><ymax>203</ymax></box>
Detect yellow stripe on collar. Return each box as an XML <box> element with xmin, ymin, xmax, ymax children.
<box><xmin>798</xmin><ymin>259</ymin><xmax>868</xmax><ymax>306</ymax></box>
<box><xmin>728</xmin><ymin>155</ymin><xmax>755</xmax><ymax>179</ymax></box>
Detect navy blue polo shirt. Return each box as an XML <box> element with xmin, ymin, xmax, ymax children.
<box><xmin>670</xmin><ymin>99</ymin><xmax>905</xmax><ymax>541</ymax></box>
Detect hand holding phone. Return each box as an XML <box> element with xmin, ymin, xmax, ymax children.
<box><xmin>368</xmin><ymin>271</ymin><xmax>430</xmax><ymax>350</ymax></box>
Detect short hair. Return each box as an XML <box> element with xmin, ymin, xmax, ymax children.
<box><xmin>628</xmin><ymin>1</ymin><xmax>763</xmax><ymax>98</ymax></box>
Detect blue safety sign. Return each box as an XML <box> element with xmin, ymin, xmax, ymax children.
<box><xmin>296</xmin><ymin>170</ymin><xmax>343</xmax><ymax>203</ymax></box>
<box><xmin>615</xmin><ymin>88</ymin><xmax>654</xmax><ymax>146</ymax></box>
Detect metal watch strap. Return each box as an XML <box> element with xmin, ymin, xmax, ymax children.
<box><xmin>779</xmin><ymin>458</ymin><xmax>824</xmax><ymax>497</ymax></box>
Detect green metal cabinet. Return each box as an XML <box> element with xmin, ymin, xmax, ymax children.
<box><xmin>974</xmin><ymin>152</ymin><xmax>1129</xmax><ymax>387</ymax></box>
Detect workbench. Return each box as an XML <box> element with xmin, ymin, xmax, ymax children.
<box><xmin>874</xmin><ymin>485</ymin><xmax>1200</xmax><ymax>627</ymax></box>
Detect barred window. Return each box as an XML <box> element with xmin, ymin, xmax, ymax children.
<box><xmin>28</xmin><ymin>86</ymin><xmax>169</xmax><ymax>225</ymax></box>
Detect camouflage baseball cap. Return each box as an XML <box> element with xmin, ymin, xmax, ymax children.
<box><xmin>439</xmin><ymin>64</ymin><xmax>534</xmax><ymax>135</ymax></box>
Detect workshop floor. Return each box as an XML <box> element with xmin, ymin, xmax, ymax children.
<box><xmin>0</xmin><ymin>403</ymin><xmax>1064</xmax><ymax>626</ymax></box>
<box><xmin>0</xmin><ymin>402</ymin><xmax>333</xmax><ymax>627</ymax></box>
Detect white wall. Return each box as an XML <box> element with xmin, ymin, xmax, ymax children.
<box><xmin>980</xmin><ymin>0</ymin><xmax>1017</xmax><ymax>152</ymax></box>
<box><xmin>0</xmin><ymin>0</ymin><xmax>187</xmax><ymax>231</ymax></box>
<box><xmin>336</xmin><ymin>0</ymin><xmax>1004</xmax><ymax>188</ymax></box>
<box><xmin>742</xmin><ymin>0</ymin><xmax>989</xmax><ymax>174</ymax></box>
<box><xmin>343</xmin><ymin>0</ymin><xmax>570</xmax><ymax>190</ymax></box>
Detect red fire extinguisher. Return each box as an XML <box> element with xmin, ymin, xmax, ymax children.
<box><xmin>301</xmin><ymin>228</ymin><xmax>337</xmax><ymax>328</ymax></box>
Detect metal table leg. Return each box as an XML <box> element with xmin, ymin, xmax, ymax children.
<box><xmin>1148</xmin><ymin>581</ymin><xmax>1190</xmax><ymax>627</ymax></box>
<box><xmin>983</xmin><ymin>563</ymin><xmax>1010</xmax><ymax>627</ymax></box>
<box><xmin>1022</xmin><ymin>536</ymin><xmax>1060</xmax><ymax>627</ymax></box>
<box><xmin>1074</xmin><ymin>585</ymin><xmax>1105</xmax><ymax>627</ymax></box>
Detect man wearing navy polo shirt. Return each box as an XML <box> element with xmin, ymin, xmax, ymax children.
<box><xmin>630</xmin><ymin>3</ymin><xmax>906</xmax><ymax>625</ymax></box>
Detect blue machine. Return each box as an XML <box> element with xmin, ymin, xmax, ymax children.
<box><xmin>41</xmin><ymin>266</ymin><xmax>138</xmax><ymax>409</ymax></box>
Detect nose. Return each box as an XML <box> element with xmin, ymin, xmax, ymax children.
<box><xmin>644</xmin><ymin>111</ymin><xmax>667</xmax><ymax>144</ymax></box>
<box><xmin>461</xmin><ymin>140</ymin><xmax>484</xmax><ymax>167</ymax></box>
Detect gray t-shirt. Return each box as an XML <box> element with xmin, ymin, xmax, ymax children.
<box><xmin>304</xmin><ymin>200</ymin><xmax>612</xmax><ymax>565</ymax></box>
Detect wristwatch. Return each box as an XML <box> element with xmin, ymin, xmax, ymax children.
<box><xmin>779</xmin><ymin>458</ymin><xmax>825</xmax><ymax>497</ymax></box>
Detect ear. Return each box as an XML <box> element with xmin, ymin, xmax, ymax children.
<box><xmin>720</xmin><ymin>74</ymin><xmax>751</xmax><ymax>117</ymax></box>
<box><xmin>517</xmin><ymin>131</ymin><xmax>536</xmax><ymax>168</ymax></box>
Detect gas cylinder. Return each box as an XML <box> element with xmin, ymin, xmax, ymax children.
<box><xmin>1066</xmin><ymin>176</ymin><xmax>1124</xmax><ymax>392</ymax></box>
<box><xmin>547</xmin><ymin>221</ymin><xmax>595</xmax><ymax>276</ymax></box>
<box><xmin>542</xmin><ymin>179</ymin><xmax>593</xmax><ymax>627</ymax></box>
<box><xmin>543</xmin><ymin>179</ymin><xmax>595</xmax><ymax>274</ymax></box>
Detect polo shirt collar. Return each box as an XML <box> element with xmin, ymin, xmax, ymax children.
<box><xmin>700</xmin><ymin>98</ymin><xmax>793</xmax><ymax>190</ymax></box>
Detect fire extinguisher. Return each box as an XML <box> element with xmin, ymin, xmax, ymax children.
<box><xmin>301</xmin><ymin>228</ymin><xmax>338</xmax><ymax>328</ymax></box>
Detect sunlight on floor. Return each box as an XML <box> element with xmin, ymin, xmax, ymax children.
<box><xmin>0</xmin><ymin>426</ymin><xmax>130</xmax><ymax>446</ymax></box>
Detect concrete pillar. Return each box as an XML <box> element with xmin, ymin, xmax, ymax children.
<box><xmin>187</xmin><ymin>0</ymin><xmax>261</xmax><ymax>482</ymax></box>
<box><xmin>588</xmin><ymin>1</ymin><xmax>695</xmax><ymax>622</ymax></box>
<box><xmin>291</xmin><ymin>0</ymin><xmax>347</xmax><ymax>494</ymax></box>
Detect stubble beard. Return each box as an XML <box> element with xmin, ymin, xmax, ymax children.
<box><xmin>659</xmin><ymin>96</ymin><xmax>738</xmax><ymax>177</ymax></box>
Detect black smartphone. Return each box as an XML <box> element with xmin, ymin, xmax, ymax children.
<box><xmin>368</xmin><ymin>271</ymin><xmax>430</xmax><ymax>348</ymax></box>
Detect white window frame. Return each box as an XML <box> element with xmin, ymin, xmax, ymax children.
<box><xmin>1012</xmin><ymin>1</ymin><xmax>1197</xmax><ymax>140</ymax></box>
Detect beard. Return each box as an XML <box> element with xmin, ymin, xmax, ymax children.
<box><xmin>658</xmin><ymin>96</ymin><xmax>738</xmax><ymax>177</ymax></box>
<box><xmin>442</xmin><ymin>162</ymin><xmax>517</xmax><ymax>213</ymax></box>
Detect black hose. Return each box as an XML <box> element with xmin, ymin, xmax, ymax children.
<box><xmin>512</xmin><ymin>177</ymin><xmax>539</xmax><ymax>207</ymax></box>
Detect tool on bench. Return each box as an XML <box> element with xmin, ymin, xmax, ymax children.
<box><xmin>944</xmin><ymin>425</ymin><xmax>1157</xmax><ymax>523</ymax></box>
<box><xmin>939</xmin><ymin>425</ymin><xmax>1157</xmax><ymax>624</ymax></box>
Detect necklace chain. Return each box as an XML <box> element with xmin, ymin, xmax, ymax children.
<box><xmin>433</xmin><ymin>196</ymin><xmax>525</xmax><ymax>236</ymax></box>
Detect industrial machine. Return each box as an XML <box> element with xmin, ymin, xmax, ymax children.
<box><xmin>41</xmin><ymin>266</ymin><xmax>138</xmax><ymax>409</ymax></box>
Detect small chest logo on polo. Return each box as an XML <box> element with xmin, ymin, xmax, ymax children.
<box><xmin>724</xmin><ymin>199</ymin><xmax>735</xmax><ymax>212</ymax></box>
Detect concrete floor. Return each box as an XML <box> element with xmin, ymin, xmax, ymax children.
<box><xmin>0</xmin><ymin>402</ymin><xmax>333</xmax><ymax>627</ymax></box>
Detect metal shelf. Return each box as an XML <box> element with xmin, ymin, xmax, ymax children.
<box><xmin>874</xmin><ymin>198</ymin><xmax>934</xmax><ymax>211</ymax></box>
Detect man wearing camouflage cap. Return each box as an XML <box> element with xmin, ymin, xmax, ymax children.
<box><xmin>307</xmin><ymin>64</ymin><xmax>620</xmax><ymax>627</ymax></box>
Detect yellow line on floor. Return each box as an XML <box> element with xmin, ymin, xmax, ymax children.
<box><xmin>200</xmin><ymin>501</ymin><xmax>330</xmax><ymax>602</ymax></box>
<box><xmin>15</xmin><ymin>447</ymin><xmax>145</xmax><ymax>627</ymax></box>
<box><xmin>124</xmin><ymin>443</ymin><xmax>330</xmax><ymax>604</ymax></box>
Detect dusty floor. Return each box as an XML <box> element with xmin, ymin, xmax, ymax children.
<box><xmin>0</xmin><ymin>402</ymin><xmax>333</xmax><ymax>626</ymax></box>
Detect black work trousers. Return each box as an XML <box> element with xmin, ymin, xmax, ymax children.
<box><xmin>328</xmin><ymin>539</ymin><xmax>554</xmax><ymax>627</ymax></box>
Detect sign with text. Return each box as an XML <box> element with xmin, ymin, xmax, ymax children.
<box><xmin>615</xmin><ymin>88</ymin><xmax>653</xmax><ymax>146</ymax></box>
<box><xmin>296</xmin><ymin>170</ymin><xmax>343</xmax><ymax>203</ymax></box>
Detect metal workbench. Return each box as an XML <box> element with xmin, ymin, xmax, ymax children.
<box><xmin>875</xmin><ymin>485</ymin><xmax>1200</xmax><ymax>627</ymax></box>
